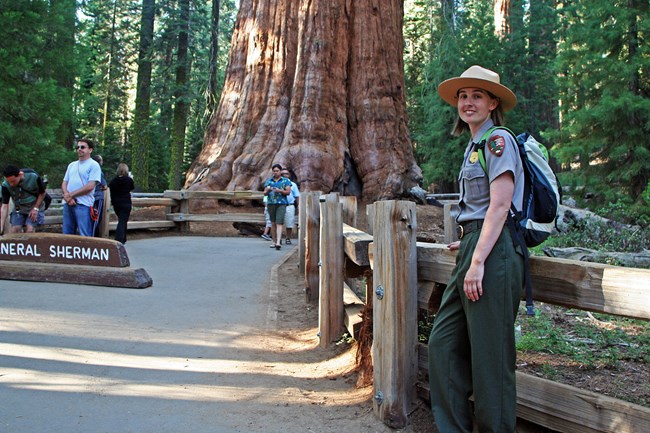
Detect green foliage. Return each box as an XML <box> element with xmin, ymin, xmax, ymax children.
<box><xmin>406</xmin><ymin>0</ymin><xmax>552</xmax><ymax>192</ymax></box>
<box><xmin>405</xmin><ymin>0</ymin><xmax>645</xmax><ymax>220</ymax></box>
<box><xmin>0</xmin><ymin>1</ymin><xmax>71</xmax><ymax>178</ymax></box>
<box><xmin>541</xmin><ymin>215</ymin><xmax>650</xmax><ymax>258</ymax></box>
<box><xmin>417</xmin><ymin>312</ymin><xmax>434</xmax><ymax>343</ymax></box>
<box><xmin>553</xmin><ymin>1</ymin><xmax>649</xmax><ymax>203</ymax></box>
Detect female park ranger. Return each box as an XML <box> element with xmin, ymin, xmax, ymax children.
<box><xmin>428</xmin><ymin>65</ymin><xmax>525</xmax><ymax>433</ymax></box>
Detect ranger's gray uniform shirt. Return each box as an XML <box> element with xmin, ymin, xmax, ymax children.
<box><xmin>457</xmin><ymin>120</ymin><xmax>524</xmax><ymax>223</ymax></box>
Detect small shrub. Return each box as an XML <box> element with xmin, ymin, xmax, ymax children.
<box><xmin>542</xmin><ymin>215</ymin><xmax>650</xmax><ymax>255</ymax></box>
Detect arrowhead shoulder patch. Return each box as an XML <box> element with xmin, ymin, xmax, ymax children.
<box><xmin>487</xmin><ymin>135</ymin><xmax>505</xmax><ymax>157</ymax></box>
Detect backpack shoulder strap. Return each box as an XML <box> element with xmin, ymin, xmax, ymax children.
<box><xmin>476</xmin><ymin>126</ymin><xmax>517</xmax><ymax>173</ymax></box>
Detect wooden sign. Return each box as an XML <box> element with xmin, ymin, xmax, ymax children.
<box><xmin>0</xmin><ymin>233</ymin><xmax>151</xmax><ymax>289</ymax></box>
<box><xmin>0</xmin><ymin>233</ymin><xmax>130</xmax><ymax>267</ymax></box>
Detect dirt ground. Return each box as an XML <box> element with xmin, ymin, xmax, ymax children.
<box><xmin>99</xmin><ymin>202</ymin><xmax>646</xmax><ymax>431</ymax></box>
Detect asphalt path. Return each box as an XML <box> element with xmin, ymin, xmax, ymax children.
<box><xmin>0</xmin><ymin>237</ymin><xmax>302</xmax><ymax>433</ymax></box>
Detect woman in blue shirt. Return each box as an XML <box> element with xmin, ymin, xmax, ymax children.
<box><xmin>263</xmin><ymin>164</ymin><xmax>291</xmax><ymax>250</ymax></box>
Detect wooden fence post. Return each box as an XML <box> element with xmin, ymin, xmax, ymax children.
<box><xmin>372</xmin><ymin>200</ymin><xmax>418</xmax><ymax>429</ymax></box>
<box><xmin>443</xmin><ymin>202</ymin><xmax>459</xmax><ymax>244</ymax></box>
<box><xmin>179</xmin><ymin>191</ymin><xmax>190</xmax><ymax>233</ymax></box>
<box><xmin>1</xmin><ymin>200</ymin><xmax>12</xmax><ymax>235</ymax></box>
<box><xmin>99</xmin><ymin>188</ymin><xmax>110</xmax><ymax>238</ymax></box>
<box><xmin>298</xmin><ymin>193</ymin><xmax>307</xmax><ymax>275</ymax></box>
<box><xmin>366</xmin><ymin>203</ymin><xmax>375</xmax><ymax>235</ymax></box>
<box><xmin>339</xmin><ymin>196</ymin><xmax>357</xmax><ymax>227</ymax></box>
<box><xmin>303</xmin><ymin>191</ymin><xmax>322</xmax><ymax>303</ymax></box>
<box><xmin>318</xmin><ymin>193</ymin><xmax>344</xmax><ymax>347</ymax></box>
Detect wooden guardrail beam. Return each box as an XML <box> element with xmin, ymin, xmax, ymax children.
<box><xmin>166</xmin><ymin>213</ymin><xmax>265</xmax><ymax>223</ymax></box>
<box><xmin>131</xmin><ymin>197</ymin><xmax>178</xmax><ymax>207</ymax></box>
<box><xmin>108</xmin><ymin>220</ymin><xmax>177</xmax><ymax>230</ymax></box>
<box><xmin>416</xmin><ymin>243</ymin><xmax>650</xmax><ymax>320</ymax></box>
<box><xmin>163</xmin><ymin>190</ymin><xmax>264</xmax><ymax>200</ymax></box>
<box><xmin>416</xmin><ymin>343</ymin><xmax>650</xmax><ymax>433</ymax></box>
<box><xmin>342</xmin><ymin>223</ymin><xmax>372</xmax><ymax>267</ymax></box>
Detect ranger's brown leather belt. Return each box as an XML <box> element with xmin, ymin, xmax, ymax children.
<box><xmin>456</xmin><ymin>219</ymin><xmax>484</xmax><ymax>240</ymax></box>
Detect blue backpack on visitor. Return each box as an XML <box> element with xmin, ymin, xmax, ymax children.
<box><xmin>477</xmin><ymin>127</ymin><xmax>562</xmax><ymax>315</ymax></box>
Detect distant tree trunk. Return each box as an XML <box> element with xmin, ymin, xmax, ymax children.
<box><xmin>101</xmin><ymin>0</ymin><xmax>119</xmax><ymax>146</ymax></box>
<box><xmin>206</xmin><ymin>0</ymin><xmax>220</xmax><ymax>115</ymax></box>
<box><xmin>626</xmin><ymin>0</ymin><xmax>646</xmax><ymax>199</ymax></box>
<box><xmin>185</xmin><ymin>0</ymin><xmax>422</xmax><ymax>201</ymax></box>
<box><xmin>527</xmin><ymin>0</ymin><xmax>559</xmax><ymax>138</ymax></box>
<box><xmin>494</xmin><ymin>0</ymin><xmax>511</xmax><ymax>37</ymax></box>
<box><xmin>169</xmin><ymin>0</ymin><xmax>191</xmax><ymax>189</ymax></box>
<box><xmin>131</xmin><ymin>0</ymin><xmax>156</xmax><ymax>191</ymax></box>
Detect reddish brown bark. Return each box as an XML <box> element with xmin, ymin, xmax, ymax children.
<box><xmin>494</xmin><ymin>0</ymin><xmax>511</xmax><ymax>37</ymax></box>
<box><xmin>185</xmin><ymin>0</ymin><xmax>422</xmax><ymax>201</ymax></box>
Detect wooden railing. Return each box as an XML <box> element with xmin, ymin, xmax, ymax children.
<box><xmin>23</xmin><ymin>189</ymin><xmax>266</xmax><ymax>236</ymax></box>
<box><xmin>301</xmin><ymin>194</ymin><xmax>650</xmax><ymax>432</ymax></box>
<box><xmin>26</xmin><ymin>189</ymin><xmax>650</xmax><ymax>431</ymax></box>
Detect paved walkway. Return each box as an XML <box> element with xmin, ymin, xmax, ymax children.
<box><xmin>0</xmin><ymin>237</ymin><xmax>307</xmax><ymax>433</ymax></box>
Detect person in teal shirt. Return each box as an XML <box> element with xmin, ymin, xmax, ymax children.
<box><xmin>1</xmin><ymin>165</ymin><xmax>46</xmax><ymax>234</ymax></box>
<box><xmin>263</xmin><ymin>164</ymin><xmax>291</xmax><ymax>250</ymax></box>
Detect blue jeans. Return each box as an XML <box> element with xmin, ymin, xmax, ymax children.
<box><xmin>62</xmin><ymin>203</ymin><xmax>94</xmax><ymax>236</ymax></box>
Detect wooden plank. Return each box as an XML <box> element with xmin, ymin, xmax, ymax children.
<box><xmin>303</xmin><ymin>192</ymin><xmax>321</xmax><ymax>303</ymax></box>
<box><xmin>163</xmin><ymin>190</ymin><xmax>264</xmax><ymax>200</ymax></box>
<box><xmin>416</xmin><ymin>243</ymin><xmax>650</xmax><ymax>320</ymax></box>
<box><xmin>372</xmin><ymin>200</ymin><xmax>418</xmax><ymax>429</ymax></box>
<box><xmin>343</xmin><ymin>223</ymin><xmax>372</xmax><ymax>266</ymax></box>
<box><xmin>0</xmin><ymin>233</ymin><xmax>130</xmax><ymax>267</ymax></box>
<box><xmin>418</xmin><ymin>281</ymin><xmax>435</xmax><ymax>311</ymax></box>
<box><xmin>108</xmin><ymin>220</ymin><xmax>176</xmax><ymax>230</ymax></box>
<box><xmin>343</xmin><ymin>282</ymin><xmax>364</xmax><ymax>338</ymax></box>
<box><xmin>318</xmin><ymin>193</ymin><xmax>344</xmax><ymax>347</ymax></box>
<box><xmin>344</xmin><ymin>304</ymin><xmax>363</xmax><ymax>339</ymax></box>
<box><xmin>417</xmin><ymin>342</ymin><xmax>650</xmax><ymax>433</ymax></box>
<box><xmin>527</xmin><ymin>257</ymin><xmax>650</xmax><ymax>320</ymax></box>
<box><xmin>516</xmin><ymin>372</ymin><xmax>650</xmax><ymax>433</ymax></box>
<box><xmin>0</xmin><ymin>260</ymin><xmax>152</xmax><ymax>288</ymax></box>
<box><xmin>416</xmin><ymin>242</ymin><xmax>457</xmax><ymax>284</ymax></box>
<box><xmin>131</xmin><ymin>197</ymin><xmax>178</xmax><ymax>207</ymax></box>
<box><xmin>44</xmin><ymin>215</ymin><xmax>63</xmax><ymax>225</ymax></box>
<box><xmin>343</xmin><ymin>282</ymin><xmax>364</xmax><ymax>306</ymax></box>
<box><xmin>166</xmin><ymin>213</ymin><xmax>265</xmax><ymax>223</ymax></box>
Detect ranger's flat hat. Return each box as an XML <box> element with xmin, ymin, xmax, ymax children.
<box><xmin>438</xmin><ymin>65</ymin><xmax>517</xmax><ymax>112</ymax></box>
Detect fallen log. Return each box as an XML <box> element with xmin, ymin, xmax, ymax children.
<box><xmin>543</xmin><ymin>247</ymin><xmax>650</xmax><ymax>268</ymax></box>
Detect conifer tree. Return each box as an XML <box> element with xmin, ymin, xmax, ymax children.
<box><xmin>555</xmin><ymin>0</ymin><xmax>649</xmax><ymax>203</ymax></box>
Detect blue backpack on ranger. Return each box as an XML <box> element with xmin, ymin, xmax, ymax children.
<box><xmin>477</xmin><ymin>127</ymin><xmax>562</xmax><ymax>315</ymax></box>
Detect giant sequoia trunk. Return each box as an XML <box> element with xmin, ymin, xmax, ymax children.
<box><xmin>185</xmin><ymin>0</ymin><xmax>422</xmax><ymax>201</ymax></box>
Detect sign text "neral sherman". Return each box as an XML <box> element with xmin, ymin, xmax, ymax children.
<box><xmin>0</xmin><ymin>234</ymin><xmax>130</xmax><ymax>267</ymax></box>
<box><xmin>0</xmin><ymin>242</ymin><xmax>110</xmax><ymax>261</ymax></box>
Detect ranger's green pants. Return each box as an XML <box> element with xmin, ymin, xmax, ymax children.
<box><xmin>428</xmin><ymin>227</ymin><xmax>524</xmax><ymax>433</ymax></box>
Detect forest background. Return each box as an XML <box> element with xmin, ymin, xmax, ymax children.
<box><xmin>0</xmin><ymin>0</ymin><xmax>648</xmax><ymax>225</ymax></box>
